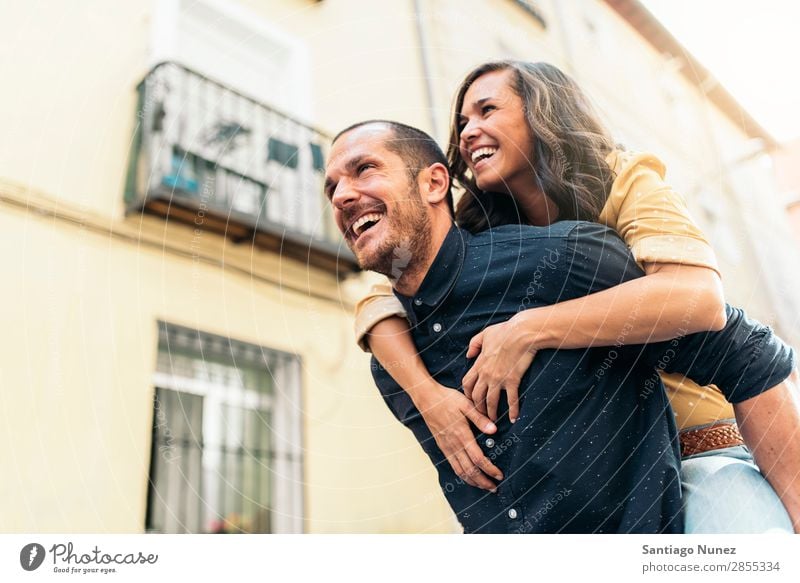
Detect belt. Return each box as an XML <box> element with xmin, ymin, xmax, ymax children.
<box><xmin>680</xmin><ymin>422</ymin><xmax>745</xmax><ymax>458</ymax></box>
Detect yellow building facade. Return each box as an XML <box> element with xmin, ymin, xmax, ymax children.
<box><xmin>1</xmin><ymin>0</ymin><xmax>797</xmax><ymax>534</ymax></box>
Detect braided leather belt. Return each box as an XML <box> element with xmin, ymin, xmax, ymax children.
<box><xmin>680</xmin><ymin>422</ymin><xmax>745</xmax><ymax>458</ymax></box>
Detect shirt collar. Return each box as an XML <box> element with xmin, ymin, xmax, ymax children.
<box><xmin>394</xmin><ymin>224</ymin><xmax>467</xmax><ymax>317</ymax></box>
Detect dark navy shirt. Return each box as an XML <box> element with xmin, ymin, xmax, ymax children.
<box><xmin>371</xmin><ymin>222</ymin><xmax>795</xmax><ymax>534</ymax></box>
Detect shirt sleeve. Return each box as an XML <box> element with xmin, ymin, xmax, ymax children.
<box><xmin>656</xmin><ymin>305</ymin><xmax>796</xmax><ymax>404</ymax></box>
<box><xmin>601</xmin><ymin>151</ymin><xmax>720</xmax><ymax>274</ymax></box>
<box><xmin>559</xmin><ymin>221</ymin><xmax>647</xmax><ymax>300</ymax></box>
<box><xmin>561</xmin><ymin>222</ymin><xmax>795</xmax><ymax>403</ymax></box>
<box><xmin>353</xmin><ymin>281</ymin><xmax>408</xmax><ymax>353</ymax></box>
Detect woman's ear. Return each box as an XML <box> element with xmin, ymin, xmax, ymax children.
<box><xmin>419</xmin><ymin>162</ymin><xmax>451</xmax><ymax>205</ymax></box>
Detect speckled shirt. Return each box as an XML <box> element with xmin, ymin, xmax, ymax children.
<box><xmin>371</xmin><ymin>222</ymin><xmax>794</xmax><ymax>533</ymax></box>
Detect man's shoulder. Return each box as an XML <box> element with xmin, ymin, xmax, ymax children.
<box><xmin>467</xmin><ymin>221</ymin><xmax>620</xmax><ymax>247</ymax></box>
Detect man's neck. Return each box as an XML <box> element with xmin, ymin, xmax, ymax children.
<box><xmin>391</xmin><ymin>220</ymin><xmax>453</xmax><ymax>297</ymax></box>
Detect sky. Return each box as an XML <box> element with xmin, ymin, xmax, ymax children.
<box><xmin>641</xmin><ymin>0</ymin><xmax>800</xmax><ymax>144</ymax></box>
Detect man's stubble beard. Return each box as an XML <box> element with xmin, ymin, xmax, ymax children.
<box><xmin>352</xmin><ymin>188</ymin><xmax>432</xmax><ymax>285</ymax></box>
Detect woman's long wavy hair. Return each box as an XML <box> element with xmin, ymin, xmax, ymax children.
<box><xmin>448</xmin><ymin>60</ymin><xmax>618</xmax><ymax>233</ymax></box>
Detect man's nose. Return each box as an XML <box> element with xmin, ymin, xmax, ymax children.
<box><xmin>331</xmin><ymin>180</ymin><xmax>359</xmax><ymax>209</ymax></box>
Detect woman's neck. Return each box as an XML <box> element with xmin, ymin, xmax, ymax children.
<box><xmin>513</xmin><ymin>183</ymin><xmax>559</xmax><ymax>226</ymax></box>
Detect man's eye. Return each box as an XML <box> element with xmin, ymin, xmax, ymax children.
<box><xmin>357</xmin><ymin>163</ymin><xmax>374</xmax><ymax>174</ymax></box>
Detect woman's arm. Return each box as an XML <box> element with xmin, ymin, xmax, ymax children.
<box><xmin>366</xmin><ymin>316</ymin><xmax>502</xmax><ymax>491</ymax></box>
<box><xmin>355</xmin><ymin>283</ymin><xmax>503</xmax><ymax>491</ymax></box>
<box><xmin>515</xmin><ymin>261</ymin><xmax>725</xmax><ymax>348</ymax></box>
<box><xmin>462</xmin><ymin>261</ymin><xmax>726</xmax><ymax>420</ymax></box>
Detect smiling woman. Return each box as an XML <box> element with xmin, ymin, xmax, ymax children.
<box><xmin>451</xmin><ymin>62</ymin><xmax>615</xmax><ymax>232</ymax></box>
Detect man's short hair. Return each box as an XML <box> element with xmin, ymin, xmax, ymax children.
<box><xmin>332</xmin><ymin>120</ymin><xmax>455</xmax><ymax>216</ymax></box>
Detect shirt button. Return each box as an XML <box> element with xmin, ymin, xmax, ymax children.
<box><xmin>432</xmin><ymin>323</ymin><xmax>442</xmax><ymax>333</ymax></box>
<box><xmin>508</xmin><ymin>508</ymin><xmax>518</xmax><ymax>520</ymax></box>
<box><xmin>414</xmin><ymin>298</ymin><xmax>423</xmax><ymax>306</ymax></box>
<box><xmin>485</xmin><ymin>438</ymin><xmax>495</xmax><ymax>448</ymax></box>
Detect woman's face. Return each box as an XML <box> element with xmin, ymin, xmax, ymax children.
<box><xmin>457</xmin><ymin>69</ymin><xmax>536</xmax><ymax>195</ymax></box>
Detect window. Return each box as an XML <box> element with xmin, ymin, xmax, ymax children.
<box><xmin>145</xmin><ymin>322</ymin><xmax>303</xmax><ymax>533</ymax></box>
<box><xmin>150</xmin><ymin>0</ymin><xmax>312</xmax><ymax>119</ymax></box>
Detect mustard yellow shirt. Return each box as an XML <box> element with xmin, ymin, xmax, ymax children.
<box><xmin>352</xmin><ymin>150</ymin><xmax>734</xmax><ymax>430</ymax></box>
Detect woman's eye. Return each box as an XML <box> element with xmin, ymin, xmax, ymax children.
<box><xmin>482</xmin><ymin>104</ymin><xmax>496</xmax><ymax>115</ymax></box>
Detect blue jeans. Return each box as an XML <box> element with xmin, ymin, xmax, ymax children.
<box><xmin>682</xmin><ymin>444</ymin><xmax>794</xmax><ymax>533</ymax></box>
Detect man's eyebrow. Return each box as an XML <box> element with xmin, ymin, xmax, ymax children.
<box><xmin>323</xmin><ymin>153</ymin><xmax>374</xmax><ymax>198</ymax></box>
<box><xmin>345</xmin><ymin>153</ymin><xmax>372</xmax><ymax>172</ymax></box>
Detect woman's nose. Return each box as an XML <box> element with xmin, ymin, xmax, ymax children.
<box><xmin>461</xmin><ymin>118</ymin><xmax>481</xmax><ymax>142</ymax></box>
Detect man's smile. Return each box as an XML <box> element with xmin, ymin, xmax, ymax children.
<box><xmin>342</xmin><ymin>206</ymin><xmax>388</xmax><ymax>245</ymax></box>
<box><xmin>350</xmin><ymin>213</ymin><xmax>385</xmax><ymax>240</ymax></box>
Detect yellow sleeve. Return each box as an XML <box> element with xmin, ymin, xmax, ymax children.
<box><xmin>353</xmin><ymin>280</ymin><xmax>408</xmax><ymax>352</ymax></box>
<box><xmin>599</xmin><ymin>151</ymin><xmax>720</xmax><ymax>274</ymax></box>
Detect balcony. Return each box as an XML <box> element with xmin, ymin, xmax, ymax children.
<box><xmin>124</xmin><ymin>62</ymin><xmax>357</xmax><ymax>274</ymax></box>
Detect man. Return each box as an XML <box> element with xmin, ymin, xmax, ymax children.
<box><xmin>324</xmin><ymin>120</ymin><xmax>796</xmax><ymax>533</ymax></box>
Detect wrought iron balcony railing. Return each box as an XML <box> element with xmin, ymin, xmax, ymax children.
<box><xmin>124</xmin><ymin>62</ymin><xmax>357</xmax><ymax>274</ymax></box>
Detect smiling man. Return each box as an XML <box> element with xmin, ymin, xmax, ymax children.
<box><xmin>324</xmin><ymin>120</ymin><xmax>795</xmax><ymax>533</ymax></box>
<box><xmin>324</xmin><ymin>122</ymin><xmax>451</xmax><ymax>294</ymax></box>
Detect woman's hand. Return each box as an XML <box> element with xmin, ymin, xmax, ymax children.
<box><xmin>462</xmin><ymin>314</ymin><xmax>539</xmax><ymax>423</ymax></box>
<box><xmin>365</xmin><ymin>315</ymin><xmax>502</xmax><ymax>490</ymax></box>
<box><xmin>416</xmin><ymin>384</ymin><xmax>503</xmax><ymax>491</ymax></box>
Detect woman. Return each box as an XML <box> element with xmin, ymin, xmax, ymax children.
<box><xmin>354</xmin><ymin>60</ymin><xmax>797</xmax><ymax>533</ymax></box>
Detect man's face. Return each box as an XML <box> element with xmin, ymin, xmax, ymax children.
<box><xmin>324</xmin><ymin>125</ymin><xmax>431</xmax><ymax>277</ymax></box>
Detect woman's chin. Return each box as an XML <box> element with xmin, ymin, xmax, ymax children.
<box><xmin>475</xmin><ymin>176</ymin><xmax>503</xmax><ymax>193</ymax></box>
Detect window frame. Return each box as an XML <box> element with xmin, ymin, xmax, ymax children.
<box><xmin>145</xmin><ymin>322</ymin><xmax>304</xmax><ymax>534</ymax></box>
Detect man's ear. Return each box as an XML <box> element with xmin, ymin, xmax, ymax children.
<box><xmin>418</xmin><ymin>162</ymin><xmax>450</xmax><ymax>205</ymax></box>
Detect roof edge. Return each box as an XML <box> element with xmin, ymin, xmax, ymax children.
<box><xmin>602</xmin><ymin>0</ymin><xmax>779</xmax><ymax>150</ymax></box>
